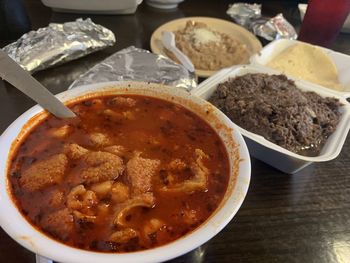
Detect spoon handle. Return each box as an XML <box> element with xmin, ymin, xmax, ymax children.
<box><xmin>161</xmin><ymin>31</ymin><xmax>195</xmax><ymax>73</ymax></box>
<box><xmin>0</xmin><ymin>50</ymin><xmax>76</xmax><ymax>118</ymax></box>
<box><xmin>169</xmin><ymin>46</ymin><xmax>195</xmax><ymax>73</ymax></box>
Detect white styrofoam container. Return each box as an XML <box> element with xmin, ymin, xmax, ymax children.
<box><xmin>191</xmin><ymin>64</ymin><xmax>350</xmax><ymax>174</ymax></box>
<box><xmin>250</xmin><ymin>39</ymin><xmax>350</xmax><ymax>98</ymax></box>
<box><xmin>41</xmin><ymin>0</ymin><xmax>143</xmax><ymax>14</ymax></box>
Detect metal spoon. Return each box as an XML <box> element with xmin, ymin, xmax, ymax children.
<box><xmin>35</xmin><ymin>254</ymin><xmax>52</xmax><ymax>263</ymax></box>
<box><xmin>161</xmin><ymin>31</ymin><xmax>195</xmax><ymax>73</ymax></box>
<box><xmin>0</xmin><ymin>50</ymin><xmax>76</xmax><ymax>118</ymax></box>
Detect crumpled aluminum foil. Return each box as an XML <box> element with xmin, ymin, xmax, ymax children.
<box><xmin>227</xmin><ymin>3</ymin><xmax>297</xmax><ymax>41</ymax></box>
<box><xmin>250</xmin><ymin>14</ymin><xmax>297</xmax><ymax>41</ymax></box>
<box><xmin>70</xmin><ymin>46</ymin><xmax>196</xmax><ymax>91</ymax></box>
<box><xmin>2</xmin><ymin>18</ymin><xmax>115</xmax><ymax>73</ymax></box>
<box><xmin>226</xmin><ymin>3</ymin><xmax>261</xmax><ymax>26</ymax></box>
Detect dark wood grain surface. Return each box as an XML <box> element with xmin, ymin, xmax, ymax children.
<box><xmin>1</xmin><ymin>1</ymin><xmax>350</xmax><ymax>262</ymax></box>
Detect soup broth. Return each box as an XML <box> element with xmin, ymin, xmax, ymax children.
<box><xmin>8</xmin><ymin>94</ymin><xmax>231</xmax><ymax>253</ymax></box>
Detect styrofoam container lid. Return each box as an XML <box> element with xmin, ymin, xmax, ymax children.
<box><xmin>250</xmin><ymin>39</ymin><xmax>350</xmax><ymax>98</ymax></box>
<box><xmin>191</xmin><ymin>64</ymin><xmax>350</xmax><ymax>166</ymax></box>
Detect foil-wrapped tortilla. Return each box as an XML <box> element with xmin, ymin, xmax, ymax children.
<box><xmin>250</xmin><ymin>14</ymin><xmax>297</xmax><ymax>41</ymax></box>
<box><xmin>70</xmin><ymin>46</ymin><xmax>196</xmax><ymax>92</ymax></box>
<box><xmin>226</xmin><ymin>3</ymin><xmax>261</xmax><ymax>27</ymax></box>
<box><xmin>2</xmin><ymin>18</ymin><xmax>115</xmax><ymax>73</ymax></box>
<box><xmin>227</xmin><ymin>3</ymin><xmax>297</xmax><ymax>41</ymax></box>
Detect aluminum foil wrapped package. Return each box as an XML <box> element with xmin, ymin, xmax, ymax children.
<box><xmin>226</xmin><ymin>3</ymin><xmax>261</xmax><ymax>26</ymax></box>
<box><xmin>227</xmin><ymin>3</ymin><xmax>297</xmax><ymax>41</ymax></box>
<box><xmin>250</xmin><ymin>14</ymin><xmax>297</xmax><ymax>41</ymax></box>
<box><xmin>3</xmin><ymin>18</ymin><xmax>115</xmax><ymax>73</ymax></box>
<box><xmin>70</xmin><ymin>46</ymin><xmax>196</xmax><ymax>91</ymax></box>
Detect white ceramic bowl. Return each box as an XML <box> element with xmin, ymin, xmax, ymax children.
<box><xmin>191</xmin><ymin>65</ymin><xmax>350</xmax><ymax>174</ymax></box>
<box><xmin>0</xmin><ymin>81</ymin><xmax>250</xmax><ymax>263</ymax></box>
<box><xmin>41</xmin><ymin>0</ymin><xmax>143</xmax><ymax>14</ymax></box>
<box><xmin>145</xmin><ymin>0</ymin><xmax>184</xmax><ymax>9</ymax></box>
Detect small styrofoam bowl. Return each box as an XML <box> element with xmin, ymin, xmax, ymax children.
<box><xmin>250</xmin><ymin>39</ymin><xmax>350</xmax><ymax>98</ymax></box>
<box><xmin>0</xmin><ymin>81</ymin><xmax>250</xmax><ymax>263</ymax></box>
<box><xmin>191</xmin><ymin>65</ymin><xmax>350</xmax><ymax>174</ymax></box>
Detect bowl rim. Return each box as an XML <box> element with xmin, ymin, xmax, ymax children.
<box><xmin>0</xmin><ymin>81</ymin><xmax>251</xmax><ymax>263</ymax></box>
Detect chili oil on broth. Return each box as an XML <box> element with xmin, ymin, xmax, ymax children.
<box><xmin>8</xmin><ymin>94</ymin><xmax>230</xmax><ymax>253</ymax></box>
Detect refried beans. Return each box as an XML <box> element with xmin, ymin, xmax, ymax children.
<box><xmin>165</xmin><ymin>21</ymin><xmax>250</xmax><ymax>71</ymax></box>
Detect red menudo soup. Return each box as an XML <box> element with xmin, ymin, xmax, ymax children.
<box><xmin>8</xmin><ymin>94</ymin><xmax>231</xmax><ymax>252</ymax></box>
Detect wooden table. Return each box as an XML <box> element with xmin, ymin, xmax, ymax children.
<box><xmin>1</xmin><ymin>1</ymin><xmax>350</xmax><ymax>262</ymax></box>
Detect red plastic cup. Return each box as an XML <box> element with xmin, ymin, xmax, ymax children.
<box><xmin>298</xmin><ymin>0</ymin><xmax>350</xmax><ymax>47</ymax></box>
